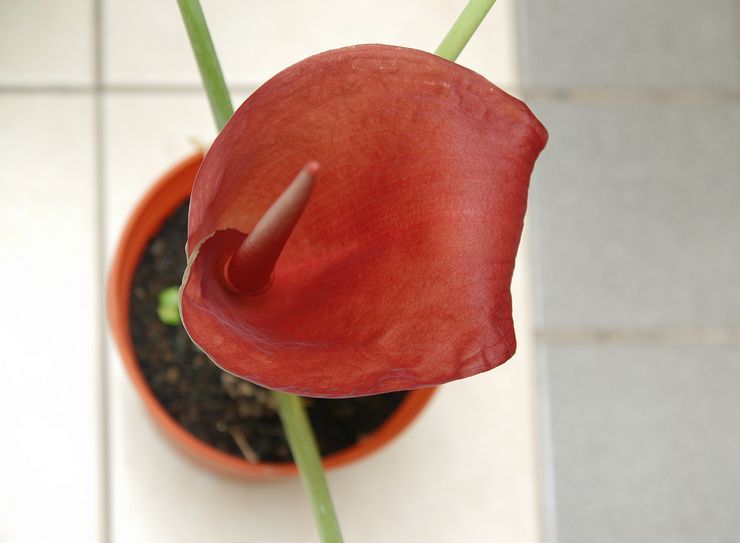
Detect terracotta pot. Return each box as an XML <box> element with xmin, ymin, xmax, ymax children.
<box><xmin>107</xmin><ymin>153</ymin><xmax>436</xmax><ymax>478</ymax></box>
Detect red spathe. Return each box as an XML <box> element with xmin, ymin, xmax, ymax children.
<box><xmin>180</xmin><ymin>44</ymin><xmax>547</xmax><ymax>398</ymax></box>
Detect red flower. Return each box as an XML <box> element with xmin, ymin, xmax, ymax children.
<box><xmin>180</xmin><ymin>44</ymin><xmax>547</xmax><ymax>398</ymax></box>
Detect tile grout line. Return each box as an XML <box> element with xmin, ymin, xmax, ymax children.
<box><xmin>535</xmin><ymin>328</ymin><xmax>740</xmax><ymax>345</ymax></box>
<box><xmin>534</xmin><ymin>347</ymin><xmax>560</xmax><ymax>543</ymax></box>
<box><xmin>513</xmin><ymin>2</ymin><xmax>559</xmax><ymax>540</ymax></box>
<box><xmin>0</xmin><ymin>83</ymin><xmax>260</xmax><ymax>94</ymax></box>
<box><xmin>518</xmin><ymin>233</ymin><xmax>557</xmax><ymax>543</ymax></box>
<box><xmin>92</xmin><ymin>0</ymin><xmax>111</xmax><ymax>541</ymax></box>
<box><xmin>522</xmin><ymin>86</ymin><xmax>740</xmax><ymax>104</ymax></box>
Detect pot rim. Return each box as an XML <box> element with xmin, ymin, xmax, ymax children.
<box><xmin>106</xmin><ymin>153</ymin><xmax>436</xmax><ymax>478</ymax></box>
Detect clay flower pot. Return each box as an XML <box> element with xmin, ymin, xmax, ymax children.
<box><xmin>107</xmin><ymin>153</ymin><xmax>436</xmax><ymax>478</ymax></box>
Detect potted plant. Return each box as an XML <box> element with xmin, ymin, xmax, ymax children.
<box><xmin>107</xmin><ymin>152</ymin><xmax>436</xmax><ymax>478</ymax></box>
<box><xmin>108</xmin><ymin>0</ymin><xmax>546</xmax><ymax>540</ymax></box>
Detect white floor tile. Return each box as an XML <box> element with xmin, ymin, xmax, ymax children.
<box><xmin>103</xmin><ymin>93</ymin><xmax>216</xmax><ymax>254</ymax></box>
<box><xmin>103</xmin><ymin>0</ymin><xmax>517</xmax><ymax>88</ymax></box>
<box><xmin>104</xmin><ymin>92</ymin><xmax>541</xmax><ymax>541</ymax></box>
<box><xmin>0</xmin><ymin>95</ymin><xmax>101</xmax><ymax>542</ymax></box>
<box><xmin>0</xmin><ymin>1</ymin><xmax>93</xmax><ymax>85</ymax></box>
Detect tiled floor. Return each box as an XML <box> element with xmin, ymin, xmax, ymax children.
<box><xmin>0</xmin><ymin>93</ymin><xmax>101</xmax><ymax>543</ymax></box>
<box><xmin>1</xmin><ymin>1</ymin><xmax>541</xmax><ymax>542</ymax></box>
<box><xmin>519</xmin><ymin>0</ymin><xmax>740</xmax><ymax>541</ymax></box>
<box><xmin>9</xmin><ymin>1</ymin><xmax>736</xmax><ymax>542</ymax></box>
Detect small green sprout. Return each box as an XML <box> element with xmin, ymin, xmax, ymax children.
<box><xmin>157</xmin><ymin>286</ymin><xmax>182</xmax><ymax>326</ymax></box>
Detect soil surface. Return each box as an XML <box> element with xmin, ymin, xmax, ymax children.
<box><xmin>129</xmin><ymin>200</ymin><xmax>406</xmax><ymax>462</ymax></box>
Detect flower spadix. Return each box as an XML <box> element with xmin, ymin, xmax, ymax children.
<box><xmin>180</xmin><ymin>44</ymin><xmax>547</xmax><ymax>398</ymax></box>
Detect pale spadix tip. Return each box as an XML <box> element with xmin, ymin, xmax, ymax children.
<box><xmin>224</xmin><ymin>161</ymin><xmax>319</xmax><ymax>294</ymax></box>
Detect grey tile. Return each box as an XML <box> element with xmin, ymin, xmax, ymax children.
<box><xmin>528</xmin><ymin>100</ymin><xmax>740</xmax><ymax>330</ymax></box>
<box><xmin>541</xmin><ymin>343</ymin><xmax>740</xmax><ymax>543</ymax></box>
<box><xmin>518</xmin><ymin>0</ymin><xmax>740</xmax><ymax>90</ymax></box>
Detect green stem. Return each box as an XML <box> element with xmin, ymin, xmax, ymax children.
<box><xmin>176</xmin><ymin>2</ymin><xmax>495</xmax><ymax>541</ymax></box>
<box><xmin>435</xmin><ymin>0</ymin><xmax>497</xmax><ymax>61</ymax></box>
<box><xmin>275</xmin><ymin>392</ymin><xmax>344</xmax><ymax>543</ymax></box>
<box><xmin>177</xmin><ymin>0</ymin><xmax>234</xmax><ymax>130</ymax></box>
<box><xmin>176</xmin><ymin>2</ymin><xmax>344</xmax><ymax>541</ymax></box>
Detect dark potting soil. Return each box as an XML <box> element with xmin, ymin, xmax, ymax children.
<box><xmin>129</xmin><ymin>200</ymin><xmax>407</xmax><ymax>463</ymax></box>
